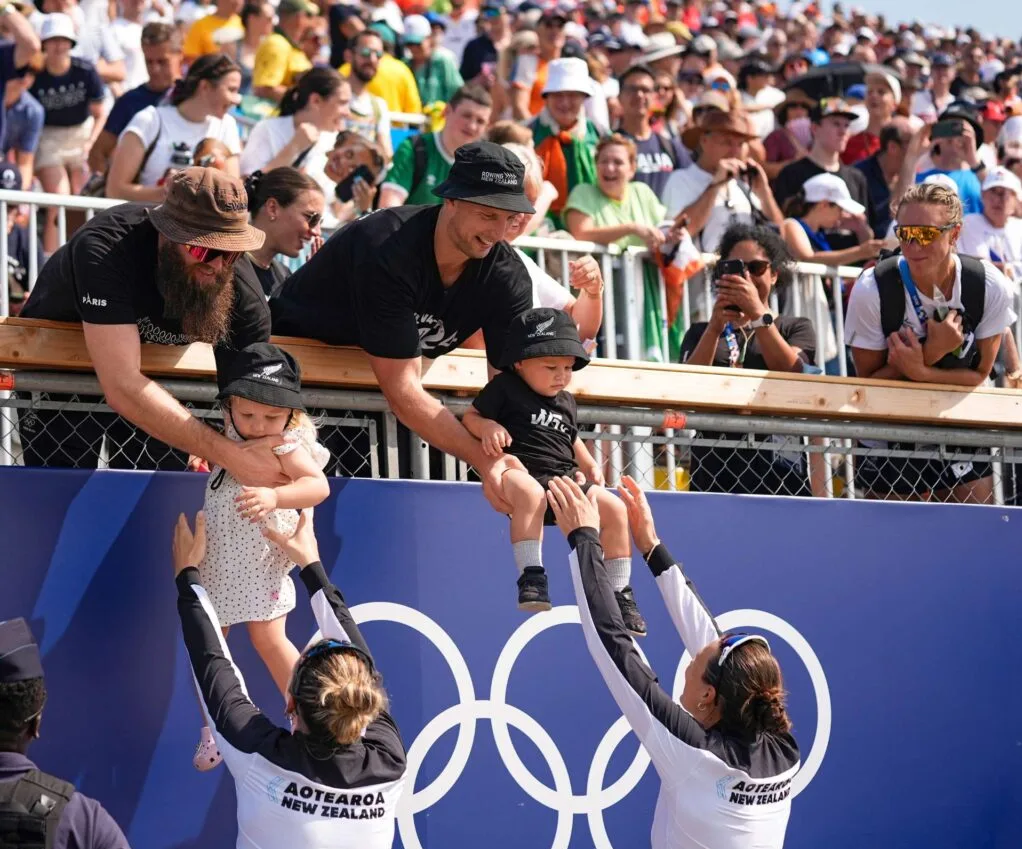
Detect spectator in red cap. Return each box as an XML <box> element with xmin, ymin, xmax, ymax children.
<box><xmin>979</xmin><ymin>100</ymin><xmax>1007</xmax><ymax>171</ymax></box>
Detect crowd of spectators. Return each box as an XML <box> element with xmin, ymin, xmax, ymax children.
<box><xmin>0</xmin><ymin>0</ymin><xmax>1018</xmax><ymax>505</ymax></box>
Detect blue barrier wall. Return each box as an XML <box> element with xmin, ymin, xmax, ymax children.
<box><xmin>3</xmin><ymin>469</ymin><xmax>1021</xmax><ymax>849</ymax></box>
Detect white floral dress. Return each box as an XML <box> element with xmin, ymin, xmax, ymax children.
<box><xmin>198</xmin><ymin>421</ymin><xmax>330</xmax><ymax>627</ymax></box>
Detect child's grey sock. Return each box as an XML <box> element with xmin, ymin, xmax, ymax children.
<box><xmin>512</xmin><ymin>539</ymin><xmax>544</xmax><ymax>575</ymax></box>
<box><xmin>606</xmin><ymin>557</ymin><xmax>632</xmax><ymax>592</ymax></box>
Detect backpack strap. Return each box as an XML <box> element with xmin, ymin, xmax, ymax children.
<box><xmin>655</xmin><ymin>131</ymin><xmax>677</xmax><ymax>169</ymax></box>
<box><xmin>958</xmin><ymin>254</ymin><xmax>986</xmax><ymax>329</ymax></box>
<box><xmin>874</xmin><ymin>254</ymin><xmax>906</xmax><ymax>339</ymax></box>
<box><xmin>0</xmin><ymin>771</ymin><xmax>75</xmax><ymax>849</ymax></box>
<box><xmin>410</xmin><ymin>133</ymin><xmax>428</xmax><ymax>199</ymax></box>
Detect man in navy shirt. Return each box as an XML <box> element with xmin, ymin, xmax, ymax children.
<box><xmin>88</xmin><ymin>22</ymin><xmax>181</xmax><ymax>176</ymax></box>
<box><xmin>2</xmin><ymin>70</ymin><xmax>43</xmax><ymax>190</ymax></box>
<box><xmin>0</xmin><ymin>618</ymin><xmax>130</xmax><ymax>849</ymax></box>
<box><xmin>0</xmin><ymin>0</ymin><xmax>41</xmax><ymax>157</ymax></box>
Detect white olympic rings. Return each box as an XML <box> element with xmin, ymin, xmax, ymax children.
<box><xmin>347</xmin><ymin>599</ymin><xmax>831</xmax><ymax>849</ymax></box>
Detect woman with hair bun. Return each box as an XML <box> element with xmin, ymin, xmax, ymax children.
<box><xmin>547</xmin><ymin>474</ymin><xmax>799</xmax><ymax>849</ymax></box>
<box><xmin>172</xmin><ymin>508</ymin><xmax>407</xmax><ymax>848</ymax></box>
<box><xmin>238</xmin><ymin>167</ymin><xmax>325</xmax><ymax>299</ymax></box>
<box><xmin>241</xmin><ymin>68</ymin><xmax>350</xmax><ymax>177</ymax></box>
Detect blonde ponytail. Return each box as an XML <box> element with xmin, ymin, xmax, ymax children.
<box><xmin>304</xmin><ymin>652</ymin><xmax>388</xmax><ymax>745</ymax></box>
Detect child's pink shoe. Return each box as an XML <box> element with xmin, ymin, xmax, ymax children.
<box><xmin>193</xmin><ymin>726</ymin><xmax>222</xmax><ymax>772</ymax></box>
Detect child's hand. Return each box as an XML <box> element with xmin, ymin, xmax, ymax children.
<box><xmin>235</xmin><ymin>487</ymin><xmax>278</xmax><ymax>523</ymax></box>
<box><xmin>577</xmin><ymin>463</ymin><xmax>605</xmax><ymax>487</ymax></box>
<box><xmin>481</xmin><ymin>421</ymin><xmax>512</xmax><ymax>457</ymax></box>
<box><xmin>187</xmin><ymin>455</ymin><xmax>210</xmax><ymax>473</ymax></box>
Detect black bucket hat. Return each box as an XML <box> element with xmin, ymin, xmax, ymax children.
<box><xmin>500</xmin><ymin>308</ymin><xmax>589</xmax><ymax>370</ymax></box>
<box><xmin>433</xmin><ymin>141</ymin><xmax>536</xmax><ymax>214</ymax></box>
<box><xmin>216</xmin><ymin>342</ymin><xmax>306</xmax><ymax>411</ymax></box>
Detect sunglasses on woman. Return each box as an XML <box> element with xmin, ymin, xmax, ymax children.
<box><xmin>185</xmin><ymin>244</ymin><xmax>242</xmax><ymax>265</ymax></box>
<box><xmin>894</xmin><ymin>223</ymin><xmax>956</xmax><ymax>246</ymax></box>
<box><xmin>744</xmin><ymin>259</ymin><xmax>771</xmax><ymax>276</ymax></box>
<box><xmin>303</xmin><ymin>211</ymin><xmax>323</xmax><ymax>229</ymax></box>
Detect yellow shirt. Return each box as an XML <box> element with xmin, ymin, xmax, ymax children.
<box><xmin>339</xmin><ymin>53</ymin><xmax>422</xmax><ymax>116</ymax></box>
<box><xmin>183</xmin><ymin>14</ymin><xmax>242</xmax><ymax>60</ymax></box>
<box><xmin>252</xmin><ymin>32</ymin><xmax>312</xmax><ymax>90</ymax></box>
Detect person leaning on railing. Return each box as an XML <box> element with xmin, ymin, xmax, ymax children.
<box><xmin>679</xmin><ymin>222</ymin><xmax>820</xmax><ymax>497</ymax></box>
<box><xmin>844</xmin><ymin>182</ymin><xmax>1018</xmax><ymax>504</ymax></box>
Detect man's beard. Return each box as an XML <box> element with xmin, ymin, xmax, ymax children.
<box><xmin>352</xmin><ymin>63</ymin><xmax>375</xmax><ymax>84</ymax></box>
<box><xmin>157</xmin><ymin>243</ymin><xmax>236</xmax><ymax>345</ymax></box>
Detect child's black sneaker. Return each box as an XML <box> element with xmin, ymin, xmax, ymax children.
<box><xmin>615</xmin><ymin>586</ymin><xmax>647</xmax><ymax>637</ymax></box>
<box><xmin>517</xmin><ymin>567</ymin><xmax>551</xmax><ymax>612</ymax></box>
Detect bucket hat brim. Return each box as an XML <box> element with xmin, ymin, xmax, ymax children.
<box><xmin>148</xmin><ymin>206</ymin><xmax>266</xmax><ymax>251</ymax></box>
<box><xmin>216</xmin><ymin>377</ymin><xmax>306</xmax><ymax>412</ymax></box>
<box><xmin>432</xmin><ymin>181</ymin><xmax>536</xmax><ymax>214</ymax></box>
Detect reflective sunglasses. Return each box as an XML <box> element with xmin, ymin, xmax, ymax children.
<box><xmin>356</xmin><ymin>47</ymin><xmax>383</xmax><ymax>59</ymax></box>
<box><xmin>184</xmin><ymin>244</ymin><xmax>242</xmax><ymax>264</ymax></box>
<box><xmin>709</xmin><ymin>78</ymin><xmax>732</xmax><ymax>92</ymax></box>
<box><xmin>894</xmin><ymin>223</ymin><xmax>956</xmax><ymax>246</ymax></box>
<box><xmin>303</xmin><ymin>210</ymin><xmax>323</xmax><ymax>229</ymax></box>
<box><xmin>718</xmin><ymin>633</ymin><xmax>771</xmax><ymax>667</ymax></box>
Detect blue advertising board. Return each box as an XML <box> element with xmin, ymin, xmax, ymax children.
<box><xmin>2</xmin><ymin>469</ymin><xmax>1021</xmax><ymax>849</ymax></box>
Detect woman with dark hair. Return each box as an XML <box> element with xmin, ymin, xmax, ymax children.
<box><xmin>546</xmin><ymin>474</ymin><xmax>799</xmax><ymax>849</ymax></box>
<box><xmin>173</xmin><ymin>509</ymin><xmax>407</xmax><ymax>848</ymax></box>
<box><xmin>241</xmin><ymin>68</ymin><xmax>351</xmax><ymax>176</ymax></box>
<box><xmin>106</xmin><ymin>53</ymin><xmax>243</xmax><ymax>201</ymax></box>
<box><xmin>680</xmin><ymin>223</ymin><xmax>820</xmax><ymax>496</ymax></box>
<box><xmin>237</xmin><ymin>167</ymin><xmax>325</xmax><ymax>299</ymax></box>
<box><xmin>322</xmin><ymin>129</ymin><xmax>388</xmax><ymax>225</ymax></box>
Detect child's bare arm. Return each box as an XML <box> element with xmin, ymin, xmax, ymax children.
<box><xmin>235</xmin><ymin>445</ymin><xmax>329</xmax><ymax>522</ymax></box>
<box><xmin>464</xmin><ymin>407</ymin><xmax>512</xmax><ymax>457</ymax></box>
<box><xmin>573</xmin><ymin>437</ymin><xmax>604</xmax><ymax>486</ymax></box>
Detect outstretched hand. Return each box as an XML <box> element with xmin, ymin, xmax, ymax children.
<box><xmin>263</xmin><ymin>508</ymin><xmax>320</xmax><ymax>568</ymax></box>
<box><xmin>546</xmin><ymin>475</ymin><xmax>600</xmax><ymax>537</ymax></box>
<box><xmin>616</xmin><ymin>475</ymin><xmax>659</xmax><ymax>556</ymax></box>
<box><xmin>173</xmin><ymin>511</ymin><xmax>206</xmax><ymax>576</ymax></box>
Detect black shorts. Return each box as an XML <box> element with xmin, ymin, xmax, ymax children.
<box><xmin>532</xmin><ymin>470</ymin><xmax>593</xmax><ymax>526</ymax></box>
<box><xmin>853</xmin><ymin>441</ymin><xmax>991</xmax><ymax>497</ymax></box>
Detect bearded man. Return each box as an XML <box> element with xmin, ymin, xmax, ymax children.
<box><xmin>19</xmin><ymin>168</ymin><xmax>281</xmax><ymax>479</ymax></box>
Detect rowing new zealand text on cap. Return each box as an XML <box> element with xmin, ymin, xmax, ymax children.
<box><xmin>432</xmin><ymin>141</ymin><xmax>536</xmax><ymax>214</ymax></box>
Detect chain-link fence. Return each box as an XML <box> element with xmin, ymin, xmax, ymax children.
<box><xmin>6</xmin><ymin>371</ymin><xmax>1022</xmax><ymax>506</ymax></box>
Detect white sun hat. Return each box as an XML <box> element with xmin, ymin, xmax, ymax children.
<box><xmin>40</xmin><ymin>13</ymin><xmax>77</xmax><ymax>45</ymax></box>
<box><xmin>541</xmin><ymin>57</ymin><xmax>596</xmax><ymax>98</ymax></box>
<box><xmin>803</xmin><ymin>172</ymin><xmax>865</xmax><ymax>215</ymax></box>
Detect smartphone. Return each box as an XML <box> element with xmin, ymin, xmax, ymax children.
<box><xmin>931</xmin><ymin>120</ymin><xmax>965</xmax><ymax>139</ymax></box>
<box><xmin>335</xmin><ymin>164</ymin><xmax>375</xmax><ymax>203</ymax></box>
<box><xmin>714</xmin><ymin>258</ymin><xmax>746</xmax><ymax>279</ymax></box>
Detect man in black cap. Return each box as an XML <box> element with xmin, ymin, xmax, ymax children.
<box><xmin>19</xmin><ymin>167</ymin><xmax>280</xmax><ymax>482</ymax></box>
<box><xmin>0</xmin><ymin>618</ymin><xmax>129</xmax><ymax>849</ymax></box>
<box><xmin>271</xmin><ymin>141</ymin><xmax>535</xmax><ymax>510</ymax></box>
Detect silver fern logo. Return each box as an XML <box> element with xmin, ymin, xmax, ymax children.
<box><xmin>528</xmin><ymin>316</ymin><xmax>556</xmax><ymax>338</ymax></box>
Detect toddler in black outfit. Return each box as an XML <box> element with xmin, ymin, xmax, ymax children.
<box><xmin>464</xmin><ymin>308</ymin><xmax>647</xmax><ymax>635</ymax></box>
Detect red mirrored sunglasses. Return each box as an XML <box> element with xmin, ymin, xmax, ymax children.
<box><xmin>185</xmin><ymin>244</ymin><xmax>242</xmax><ymax>265</ymax></box>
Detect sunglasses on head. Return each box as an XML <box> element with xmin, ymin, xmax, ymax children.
<box><xmin>894</xmin><ymin>223</ymin><xmax>956</xmax><ymax>246</ymax></box>
<box><xmin>718</xmin><ymin>633</ymin><xmax>771</xmax><ymax>667</ymax></box>
<box><xmin>289</xmin><ymin>637</ymin><xmax>374</xmax><ymax>699</ymax></box>
<box><xmin>185</xmin><ymin>244</ymin><xmax>242</xmax><ymax>265</ymax></box>
<box><xmin>709</xmin><ymin>78</ymin><xmax>732</xmax><ymax>91</ymax></box>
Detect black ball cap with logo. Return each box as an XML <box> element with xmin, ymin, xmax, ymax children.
<box><xmin>432</xmin><ymin>141</ymin><xmax>537</xmax><ymax>214</ymax></box>
<box><xmin>216</xmin><ymin>342</ymin><xmax>306</xmax><ymax>411</ymax></box>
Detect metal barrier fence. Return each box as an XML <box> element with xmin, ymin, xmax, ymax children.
<box><xmin>5</xmin><ymin>371</ymin><xmax>1021</xmax><ymax>506</ymax></box>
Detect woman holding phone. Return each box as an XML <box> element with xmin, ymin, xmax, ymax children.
<box><xmin>546</xmin><ymin>474</ymin><xmax>800</xmax><ymax>849</ymax></box>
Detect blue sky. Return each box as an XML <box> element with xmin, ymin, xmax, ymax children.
<box><xmin>834</xmin><ymin>0</ymin><xmax>1020</xmax><ymax>38</ymax></box>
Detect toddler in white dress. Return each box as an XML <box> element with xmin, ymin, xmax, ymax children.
<box><xmin>193</xmin><ymin>342</ymin><xmax>330</xmax><ymax>771</ymax></box>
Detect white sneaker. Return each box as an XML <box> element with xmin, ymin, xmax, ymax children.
<box><xmin>193</xmin><ymin>726</ymin><xmax>222</xmax><ymax>772</ymax></box>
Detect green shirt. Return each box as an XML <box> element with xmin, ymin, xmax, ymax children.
<box><xmin>409</xmin><ymin>53</ymin><xmax>464</xmax><ymax>106</ymax></box>
<box><xmin>381</xmin><ymin>131</ymin><xmax>455</xmax><ymax>205</ymax></box>
<box><xmin>563</xmin><ymin>181</ymin><xmax>666</xmax><ymax>249</ymax></box>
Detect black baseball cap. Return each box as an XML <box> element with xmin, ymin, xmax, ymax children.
<box><xmin>500</xmin><ymin>308</ymin><xmax>589</xmax><ymax>370</ymax></box>
<box><xmin>939</xmin><ymin>102</ymin><xmax>985</xmax><ymax>145</ymax></box>
<box><xmin>0</xmin><ymin>618</ymin><xmax>44</xmax><ymax>683</ymax></box>
<box><xmin>433</xmin><ymin>141</ymin><xmax>536</xmax><ymax>214</ymax></box>
<box><xmin>216</xmin><ymin>342</ymin><xmax>306</xmax><ymax>411</ymax></box>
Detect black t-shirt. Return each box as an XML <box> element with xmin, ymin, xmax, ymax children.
<box><xmin>472</xmin><ymin>370</ymin><xmax>578</xmax><ymax>477</ymax></box>
<box><xmin>678</xmin><ymin>315</ymin><xmax>817</xmax><ymax>369</ymax></box>
<box><xmin>270</xmin><ymin>205</ymin><xmax>534</xmax><ymax>367</ymax></box>
<box><xmin>460</xmin><ymin>34</ymin><xmax>497</xmax><ymax>82</ymax></box>
<box><xmin>678</xmin><ymin>316</ymin><xmax>816</xmax><ymax>497</ymax></box>
<box><xmin>30</xmin><ymin>58</ymin><xmax>104</xmax><ymax>127</ymax></box>
<box><xmin>21</xmin><ymin>204</ymin><xmax>271</xmax><ymax>368</ymax></box>
<box><xmin>234</xmin><ymin>253</ymin><xmax>291</xmax><ymax>300</ymax></box>
<box><xmin>772</xmin><ymin>156</ymin><xmax>875</xmax><ymax>248</ymax></box>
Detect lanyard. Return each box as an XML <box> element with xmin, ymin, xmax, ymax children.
<box><xmin>897</xmin><ymin>257</ymin><xmax>932</xmax><ymax>332</ymax></box>
<box><xmin>723</xmin><ymin>322</ymin><xmax>750</xmax><ymax>367</ymax></box>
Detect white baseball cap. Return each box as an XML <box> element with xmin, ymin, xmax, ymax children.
<box><xmin>922</xmin><ymin>173</ymin><xmax>960</xmax><ymax>195</ymax></box>
<box><xmin>982</xmin><ymin>166</ymin><xmax>1022</xmax><ymax>200</ymax></box>
<box><xmin>40</xmin><ymin>13</ymin><xmax>77</xmax><ymax>45</ymax></box>
<box><xmin>402</xmin><ymin>15</ymin><xmax>432</xmax><ymax>45</ymax></box>
<box><xmin>865</xmin><ymin>71</ymin><xmax>901</xmax><ymax>107</ymax></box>
<box><xmin>803</xmin><ymin>173</ymin><xmax>865</xmax><ymax>215</ymax></box>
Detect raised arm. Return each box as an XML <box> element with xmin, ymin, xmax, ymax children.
<box><xmin>546</xmin><ymin>478</ymin><xmax>711</xmax><ymax>778</ymax></box>
<box><xmin>617</xmin><ymin>476</ymin><xmax>719</xmax><ymax>653</ymax></box>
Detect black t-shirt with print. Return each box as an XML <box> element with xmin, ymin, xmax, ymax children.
<box><xmin>21</xmin><ymin>204</ymin><xmax>271</xmax><ymax>369</ymax></box>
<box><xmin>619</xmin><ymin>130</ymin><xmax>692</xmax><ymax>197</ymax></box>
<box><xmin>30</xmin><ymin>57</ymin><xmax>103</xmax><ymax>127</ymax></box>
<box><xmin>270</xmin><ymin>205</ymin><xmax>534</xmax><ymax>367</ymax></box>
<box><xmin>472</xmin><ymin>370</ymin><xmax>578</xmax><ymax>477</ymax></box>
<box><xmin>678</xmin><ymin>316</ymin><xmax>817</xmax><ymax>497</ymax></box>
